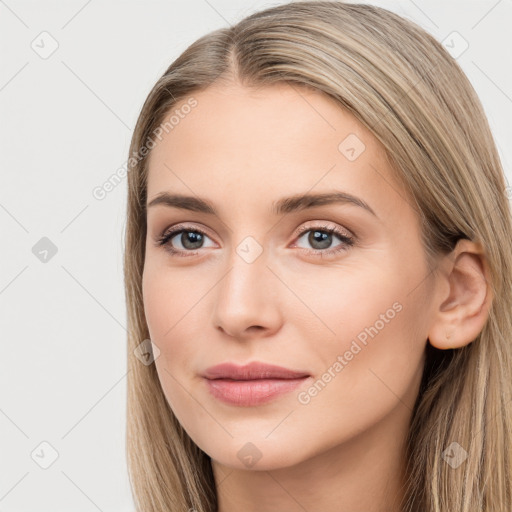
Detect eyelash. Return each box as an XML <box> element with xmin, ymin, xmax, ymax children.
<box><xmin>155</xmin><ymin>222</ymin><xmax>355</xmax><ymax>259</ymax></box>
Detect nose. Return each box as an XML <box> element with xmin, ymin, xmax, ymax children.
<box><xmin>211</xmin><ymin>246</ymin><xmax>283</xmax><ymax>340</ymax></box>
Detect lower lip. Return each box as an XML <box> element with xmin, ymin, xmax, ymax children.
<box><xmin>204</xmin><ymin>377</ymin><xmax>310</xmax><ymax>406</ymax></box>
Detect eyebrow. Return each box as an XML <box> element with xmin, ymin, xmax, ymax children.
<box><xmin>147</xmin><ymin>191</ymin><xmax>377</xmax><ymax>217</ymax></box>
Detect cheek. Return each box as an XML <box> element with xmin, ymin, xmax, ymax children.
<box><xmin>142</xmin><ymin>258</ymin><xmax>205</xmax><ymax>341</ymax></box>
<box><xmin>142</xmin><ymin>264</ymin><xmax>206</xmax><ymax>428</ymax></box>
<box><xmin>141</xmin><ymin>259</ymin><xmax>221</xmax><ymax>381</ymax></box>
<box><xmin>281</xmin><ymin>255</ymin><xmax>413</xmax><ymax>351</ymax></box>
<box><xmin>142</xmin><ymin>263</ymin><xmax>196</xmax><ymax>371</ymax></box>
<box><xmin>142</xmin><ymin>264</ymin><xmax>169</xmax><ymax>341</ymax></box>
<box><xmin>287</xmin><ymin>252</ymin><xmax>428</xmax><ymax>396</ymax></box>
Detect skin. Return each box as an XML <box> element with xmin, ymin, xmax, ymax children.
<box><xmin>142</xmin><ymin>81</ymin><xmax>492</xmax><ymax>512</ymax></box>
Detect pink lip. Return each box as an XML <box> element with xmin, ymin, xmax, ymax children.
<box><xmin>202</xmin><ymin>362</ymin><xmax>311</xmax><ymax>406</ymax></box>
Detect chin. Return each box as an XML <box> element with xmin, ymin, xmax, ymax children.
<box><xmin>203</xmin><ymin>436</ymin><xmax>310</xmax><ymax>471</ymax></box>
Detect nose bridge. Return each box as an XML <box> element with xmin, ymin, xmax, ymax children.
<box><xmin>212</xmin><ymin>235</ymin><xmax>282</xmax><ymax>337</ymax></box>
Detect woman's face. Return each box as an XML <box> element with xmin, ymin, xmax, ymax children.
<box><xmin>142</xmin><ymin>82</ymin><xmax>435</xmax><ymax>471</ymax></box>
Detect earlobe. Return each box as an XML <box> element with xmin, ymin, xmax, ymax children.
<box><xmin>428</xmin><ymin>239</ymin><xmax>493</xmax><ymax>350</ymax></box>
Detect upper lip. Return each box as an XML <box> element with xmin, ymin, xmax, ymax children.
<box><xmin>202</xmin><ymin>362</ymin><xmax>310</xmax><ymax>380</ymax></box>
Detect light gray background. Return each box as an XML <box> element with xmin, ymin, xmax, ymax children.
<box><xmin>1</xmin><ymin>1</ymin><xmax>510</xmax><ymax>511</ymax></box>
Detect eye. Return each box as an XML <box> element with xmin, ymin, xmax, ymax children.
<box><xmin>155</xmin><ymin>224</ymin><xmax>216</xmax><ymax>257</ymax></box>
<box><xmin>292</xmin><ymin>223</ymin><xmax>355</xmax><ymax>258</ymax></box>
<box><xmin>155</xmin><ymin>221</ymin><xmax>355</xmax><ymax>259</ymax></box>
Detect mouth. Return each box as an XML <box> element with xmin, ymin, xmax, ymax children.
<box><xmin>202</xmin><ymin>361</ymin><xmax>311</xmax><ymax>406</ymax></box>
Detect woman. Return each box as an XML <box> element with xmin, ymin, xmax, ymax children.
<box><xmin>123</xmin><ymin>2</ymin><xmax>512</xmax><ymax>511</ymax></box>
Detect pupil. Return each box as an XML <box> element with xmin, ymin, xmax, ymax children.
<box><xmin>309</xmin><ymin>230</ymin><xmax>331</xmax><ymax>249</ymax></box>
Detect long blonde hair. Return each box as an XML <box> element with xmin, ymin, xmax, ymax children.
<box><xmin>123</xmin><ymin>2</ymin><xmax>512</xmax><ymax>510</ymax></box>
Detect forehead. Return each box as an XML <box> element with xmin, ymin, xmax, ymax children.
<box><xmin>145</xmin><ymin>82</ymin><xmax>408</xmax><ymax>221</ymax></box>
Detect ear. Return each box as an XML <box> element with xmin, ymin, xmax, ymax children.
<box><xmin>428</xmin><ymin>239</ymin><xmax>493</xmax><ymax>350</ymax></box>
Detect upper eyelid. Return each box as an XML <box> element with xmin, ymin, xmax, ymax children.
<box><xmin>295</xmin><ymin>221</ymin><xmax>353</xmax><ymax>237</ymax></box>
<box><xmin>160</xmin><ymin>223</ymin><xmax>215</xmax><ymax>240</ymax></box>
